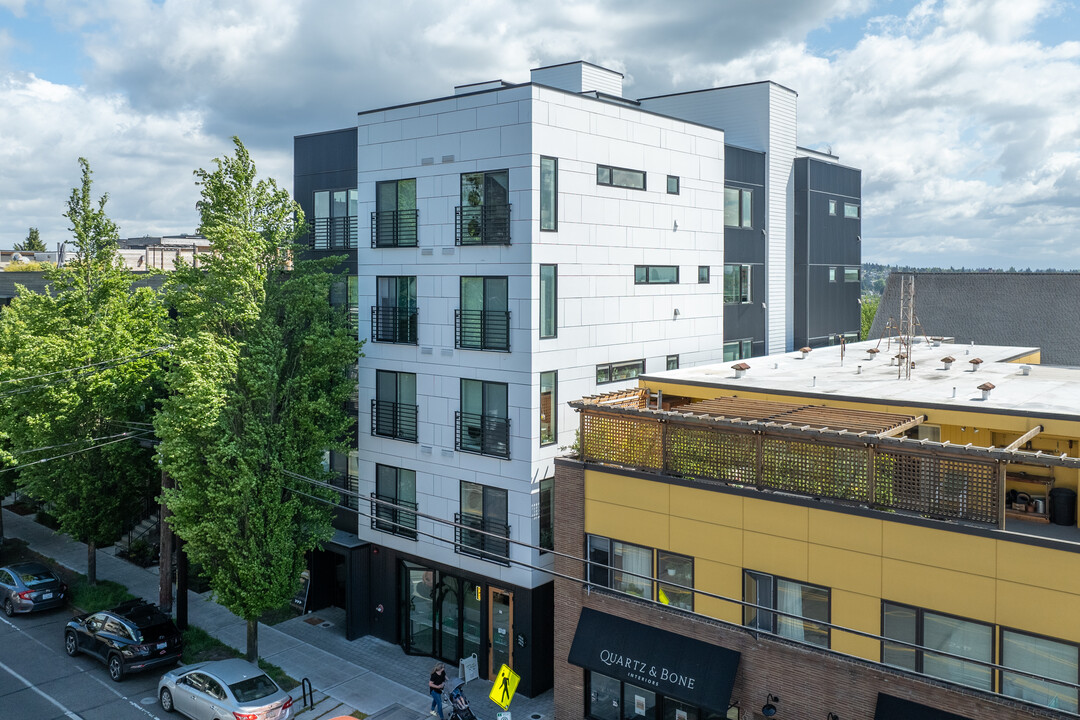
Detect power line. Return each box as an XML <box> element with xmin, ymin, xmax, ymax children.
<box><xmin>14</xmin><ymin>431</ymin><xmax>141</xmax><ymax>455</ymax></box>
<box><xmin>0</xmin><ymin>431</ymin><xmax>152</xmax><ymax>474</ymax></box>
<box><xmin>0</xmin><ymin>345</ymin><xmax>174</xmax><ymax>399</ymax></box>
<box><xmin>0</xmin><ymin>345</ymin><xmax>173</xmax><ymax>386</ymax></box>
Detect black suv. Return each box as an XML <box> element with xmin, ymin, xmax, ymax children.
<box><xmin>64</xmin><ymin>599</ymin><xmax>183</xmax><ymax>681</ymax></box>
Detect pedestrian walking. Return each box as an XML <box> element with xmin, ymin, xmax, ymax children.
<box><xmin>429</xmin><ymin>662</ymin><xmax>447</xmax><ymax>719</ymax></box>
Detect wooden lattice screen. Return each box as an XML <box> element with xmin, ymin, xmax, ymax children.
<box><xmin>874</xmin><ymin>449</ymin><xmax>998</xmax><ymax>524</ymax></box>
<box><xmin>761</xmin><ymin>437</ymin><xmax>869</xmax><ymax>501</ymax></box>
<box><xmin>581</xmin><ymin>411</ymin><xmax>663</xmax><ymax>472</ymax></box>
<box><xmin>664</xmin><ymin>423</ymin><xmax>757</xmax><ymax>484</ymax></box>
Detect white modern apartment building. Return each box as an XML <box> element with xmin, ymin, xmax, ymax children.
<box><xmin>293</xmin><ymin>60</ymin><xmax>862</xmax><ymax>695</ymax></box>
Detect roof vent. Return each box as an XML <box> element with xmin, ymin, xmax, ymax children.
<box><xmin>799</xmin><ymin>347</ymin><xmax>812</xmax><ymax>359</ymax></box>
<box><xmin>731</xmin><ymin>362</ymin><xmax>751</xmax><ymax>379</ymax></box>
<box><xmin>941</xmin><ymin>356</ymin><xmax>955</xmax><ymax>370</ymax></box>
<box><xmin>969</xmin><ymin>358</ymin><xmax>983</xmax><ymax>371</ymax></box>
<box><xmin>866</xmin><ymin>348</ymin><xmax>879</xmax><ymax>360</ymax></box>
<box><xmin>1020</xmin><ymin>365</ymin><xmax>1032</xmax><ymax>376</ymax></box>
<box><xmin>931</xmin><ymin>336</ymin><xmax>943</xmax><ymax>347</ymax></box>
<box><xmin>978</xmin><ymin>382</ymin><xmax>995</xmax><ymax>400</ymax></box>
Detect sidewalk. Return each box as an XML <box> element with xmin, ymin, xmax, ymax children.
<box><xmin>2</xmin><ymin>508</ymin><xmax>555</xmax><ymax>720</ymax></box>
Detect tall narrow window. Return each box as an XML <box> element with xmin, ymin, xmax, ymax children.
<box><xmin>374</xmin><ymin>179</ymin><xmax>417</xmax><ymax>247</ymax></box>
<box><xmin>657</xmin><ymin>551</ymin><xmax>693</xmax><ymax>611</ymax></box>
<box><xmin>538</xmin><ymin>477</ymin><xmax>554</xmax><ymax>552</ymax></box>
<box><xmin>540</xmin><ymin>265</ymin><xmax>557</xmax><ymax>339</ymax></box>
<box><xmin>723</xmin><ymin>264</ymin><xmax>751</xmax><ymax>304</ymax></box>
<box><xmin>540</xmin><ymin>157</ymin><xmax>557</xmax><ymax>231</ymax></box>
<box><xmin>458</xmin><ymin>482</ymin><xmax>509</xmax><ymax>563</ymax></box>
<box><xmin>373</xmin><ymin>276</ymin><xmax>418</xmax><ymax>344</ymax></box>
<box><xmin>724</xmin><ymin>187</ymin><xmax>753</xmax><ymax>228</ymax></box>
<box><xmin>539</xmin><ymin>371</ymin><xmax>556</xmax><ymax>446</ymax></box>
<box><xmin>373</xmin><ymin>465</ymin><xmax>417</xmax><ymax>539</ymax></box>
<box><xmin>458</xmin><ymin>276</ymin><xmax>510</xmax><ymax>351</ymax></box>
<box><xmin>458</xmin><ymin>379</ymin><xmax>510</xmax><ymax>458</ymax></box>
<box><xmin>373</xmin><ymin>370</ymin><xmax>418</xmax><ymax>442</ymax></box>
<box><xmin>458</xmin><ymin>170</ymin><xmax>510</xmax><ymax>245</ymax></box>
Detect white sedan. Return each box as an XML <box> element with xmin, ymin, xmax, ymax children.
<box><xmin>158</xmin><ymin>658</ymin><xmax>294</xmax><ymax>720</ymax></box>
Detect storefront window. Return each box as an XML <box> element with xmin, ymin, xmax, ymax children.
<box><xmin>401</xmin><ymin>562</ymin><xmax>483</xmax><ymax>668</ymax></box>
<box><xmin>589</xmin><ymin>671</ymin><xmax>622</xmax><ymax>720</ymax></box>
<box><xmin>587</xmin><ymin>671</ymin><xmax>727</xmax><ymax>720</ymax></box>
<box><xmin>623</xmin><ymin>683</ymin><xmax>657</xmax><ymax>720</ymax></box>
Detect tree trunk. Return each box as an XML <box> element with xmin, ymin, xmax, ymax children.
<box><xmin>246</xmin><ymin>618</ymin><xmax>258</xmax><ymax>662</ymax></box>
<box><xmin>87</xmin><ymin>539</ymin><xmax>97</xmax><ymax>584</ymax></box>
<box><xmin>158</xmin><ymin>470</ymin><xmax>174</xmax><ymax>613</ymax></box>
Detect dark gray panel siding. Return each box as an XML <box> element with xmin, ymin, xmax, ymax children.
<box><xmin>293</xmin><ymin>128</ymin><xmax>358</xmax><ymax>224</ymax></box>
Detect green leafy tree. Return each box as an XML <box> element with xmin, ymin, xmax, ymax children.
<box><xmin>0</xmin><ymin>159</ymin><xmax>169</xmax><ymax>582</ymax></box>
<box><xmin>14</xmin><ymin>227</ymin><xmax>46</xmax><ymax>253</ymax></box>
<box><xmin>156</xmin><ymin>138</ymin><xmax>356</xmax><ymax>661</ymax></box>
<box><xmin>861</xmin><ymin>294</ymin><xmax>880</xmax><ymax>340</ymax></box>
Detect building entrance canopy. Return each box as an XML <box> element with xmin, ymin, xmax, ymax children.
<box><xmin>568</xmin><ymin>608</ymin><xmax>740</xmax><ymax>713</ymax></box>
<box><xmin>874</xmin><ymin>693</ymin><xmax>974</xmax><ymax>720</ymax></box>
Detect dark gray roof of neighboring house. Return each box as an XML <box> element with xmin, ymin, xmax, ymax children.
<box><xmin>0</xmin><ymin>272</ymin><xmax>167</xmax><ymax>301</ymax></box>
<box><xmin>868</xmin><ymin>272</ymin><xmax>1080</xmax><ymax>367</ymax></box>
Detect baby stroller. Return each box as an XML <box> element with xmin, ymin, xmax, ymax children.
<box><xmin>447</xmin><ymin>679</ymin><xmax>477</xmax><ymax>720</ymax></box>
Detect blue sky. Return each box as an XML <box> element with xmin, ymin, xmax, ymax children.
<box><xmin>1</xmin><ymin>0</ymin><xmax>1079</xmax><ymax>269</ymax></box>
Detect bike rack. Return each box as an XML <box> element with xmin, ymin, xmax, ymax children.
<box><xmin>301</xmin><ymin>677</ymin><xmax>314</xmax><ymax>708</ymax></box>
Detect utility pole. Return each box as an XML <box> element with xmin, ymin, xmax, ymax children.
<box><xmin>158</xmin><ymin>469</ymin><xmax>174</xmax><ymax>613</ymax></box>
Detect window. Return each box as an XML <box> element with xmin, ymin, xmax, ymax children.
<box><xmin>844</xmin><ymin>266</ymin><xmax>860</xmax><ymax>283</ymax></box>
<box><xmin>459</xmin><ymin>481</ymin><xmax>509</xmax><ymax>563</ymax></box>
<box><xmin>540</xmin><ymin>371</ymin><xmax>556</xmax><ymax>446</ymax></box>
<box><xmin>1001</xmin><ymin>629</ymin><xmax>1079</xmax><ymax>712</ymax></box>
<box><xmin>744</xmin><ymin>571</ymin><xmax>830</xmax><ymax>648</ymax></box>
<box><xmin>373</xmin><ymin>370</ymin><xmax>417</xmax><ymax>442</ymax></box>
<box><xmin>539</xmin><ymin>476</ymin><xmax>554</xmax><ymax>552</ymax></box>
<box><xmin>586</xmin><ymin>671</ymin><xmax>732</xmax><ymax>720</ymax></box>
<box><xmin>666</xmin><ymin>355</ymin><xmax>679</xmax><ymax>371</ymax></box>
<box><xmin>596</xmin><ymin>360</ymin><xmax>645</xmax><ymax>384</ymax></box>
<box><xmin>597</xmin><ymin>165</ymin><xmax>646</xmax><ymax>190</ymax></box>
<box><xmin>828</xmin><ymin>199</ymin><xmax>837</xmax><ymax>215</ymax></box>
<box><xmin>540</xmin><ymin>265</ymin><xmax>557</xmax><ymax>338</ymax></box>
<box><xmin>458</xmin><ymin>379</ymin><xmax>510</xmax><ymax>458</ymax></box>
<box><xmin>723</xmin><ymin>264</ymin><xmax>751</xmax><ymax>304</ymax></box>
<box><xmin>828</xmin><ymin>266</ymin><xmax>837</xmax><ymax>283</ymax></box>
<box><xmin>844</xmin><ymin>202</ymin><xmax>860</xmax><ymax>219</ymax></box>
<box><xmin>882</xmin><ymin>602</ymin><xmax>993</xmax><ymax>690</ymax></box>
<box><xmin>635</xmin><ymin>265</ymin><xmax>679</xmax><ymax>284</ymax></box>
<box><xmin>457</xmin><ymin>170</ymin><xmax>510</xmax><ymax>245</ymax></box>
<box><xmin>698</xmin><ymin>266</ymin><xmax>709</xmax><ymax>284</ymax></box>
<box><xmin>540</xmin><ymin>157</ymin><xmax>557</xmax><ymax>231</ymax></box>
<box><xmin>457</xmin><ymin>276</ymin><xmax>510</xmax><ymax>351</ymax></box>
<box><xmin>723</xmin><ymin>339</ymin><xmax>752</xmax><ymax>362</ymax></box>
<box><xmin>666</xmin><ymin>175</ymin><xmax>680</xmax><ymax>194</ymax></box>
<box><xmin>373</xmin><ymin>276</ymin><xmax>418</xmax><ymax>344</ymax></box>
<box><xmin>373</xmin><ymin>464</ymin><xmax>417</xmax><ymax>539</ymax></box>
<box><xmin>724</xmin><ymin>187</ymin><xmax>752</xmax><ymax>228</ymax></box>
<box><xmin>312</xmin><ymin>188</ymin><xmax>358</xmax><ymax>249</ymax></box>
<box><xmin>657</xmin><ymin>551</ymin><xmax>693</xmax><ymax>611</ymax></box>
<box><xmin>373</xmin><ymin>179</ymin><xmax>417</xmax><ymax>247</ymax></box>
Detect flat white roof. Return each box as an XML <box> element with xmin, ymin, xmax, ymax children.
<box><xmin>644</xmin><ymin>339</ymin><xmax>1080</xmax><ymax>421</ymax></box>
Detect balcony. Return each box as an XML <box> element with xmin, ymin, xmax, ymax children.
<box><xmin>371</xmin><ymin>306</ymin><xmax>418</xmax><ymax>345</ymax></box>
<box><xmin>455</xmin><ymin>411</ymin><xmax>510</xmax><ymax>459</ymax></box>
<box><xmin>455</xmin><ymin>310</ymin><xmax>510</xmax><ymax>352</ymax></box>
<box><xmin>309</xmin><ymin>217</ymin><xmax>358</xmax><ymax>250</ymax></box>
<box><xmin>371</xmin><ymin>209</ymin><xmax>419</xmax><ymax>248</ymax></box>
<box><xmin>455</xmin><ymin>204</ymin><xmax>511</xmax><ymax>246</ymax></box>
<box><xmin>371</xmin><ymin>399</ymin><xmax>418</xmax><ymax>442</ymax></box>
<box><xmin>371</xmin><ymin>493</ymin><xmax>418</xmax><ymax>539</ymax></box>
<box><xmin>454</xmin><ymin>512</ymin><xmax>510</xmax><ymax>565</ymax></box>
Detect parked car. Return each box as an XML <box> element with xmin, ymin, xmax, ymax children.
<box><xmin>0</xmin><ymin>561</ymin><xmax>67</xmax><ymax>616</ymax></box>
<box><xmin>64</xmin><ymin>598</ymin><xmax>182</xmax><ymax>681</ymax></box>
<box><xmin>158</xmin><ymin>658</ymin><xmax>294</xmax><ymax>720</ymax></box>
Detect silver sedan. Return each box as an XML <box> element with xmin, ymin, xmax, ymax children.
<box><xmin>158</xmin><ymin>658</ymin><xmax>294</xmax><ymax>720</ymax></box>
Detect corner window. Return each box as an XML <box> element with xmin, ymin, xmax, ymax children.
<box><xmin>596</xmin><ymin>360</ymin><xmax>645</xmax><ymax>385</ymax></box>
<box><xmin>698</xmin><ymin>266</ymin><xmax>710</xmax><ymax>284</ymax></box>
<box><xmin>882</xmin><ymin>602</ymin><xmax>992</xmax><ymax>690</ymax></box>
<box><xmin>828</xmin><ymin>199</ymin><xmax>837</xmax><ymax>216</ymax></box>
<box><xmin>666</xmin><ymin>355</ymin><xmax>679</xmax><ymax>371</ymax></box>
<box><xmin>723</xmin><ymin>339</ymin><xmax>752</xmax><ymax>362</ymax></box>
<box><xmin>844</xmin><ymin>202</ymin><xmax>860</xmax><ymax>219</ymax></box>
<box><xmin>540</xmin><ymin>157</ymin><xmax>557</xmax><ymax>231</ymax></box>
<box><xmin>724</xmin><ymin>187</ymin><xmax>752</xmax><ymax>228</ymax></box>
<box><xmin>635</xmin><ymin>265</ymin><xmax>679</xmax><ymax>285</ymax></box>
<box><xmin>723</xmin><ymin>264</ymin><xmax>751</xmax><ymax>304</ymax></box>
<box><xmin>597</xmin><ymin>165</ymin><xmax>646</xmax><ymax>190</ymax></box>
<box><xmin>540</xmin><ymin>265</ymin><xmax>557</xmax><ymax>339</ymax></box>
<box><xmin>666</xmin><ymin>175</ymin><xmax>680</xmax><ymax>195</ymax></box>
<box><xmin>539</xmin><ymin>371</ymin><xmax>556</xmax><ymax>446</ymax></box>
<box><xmin>744</xmin><ymin>570</ymin><xmax>831</xmax><ymax>648</ymax></box>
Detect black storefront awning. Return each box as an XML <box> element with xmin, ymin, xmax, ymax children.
<box><xmin>568</xmin><ymin>607</ymin><xmax>741</xmax><ymax>713</ymax></box>
<box><xmin>875</xmin><ymin>693</ymin><xmax>976</xmax><ymax>720</ymax></box>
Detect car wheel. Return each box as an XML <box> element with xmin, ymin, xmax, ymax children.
<box><xmin>108</xmin><ymin>654</ymin><xmax>124</xmax><ymax>682</ymax></box>
<box><xmin>160</xmin><ymin>687</ymin><xmax>174</xmax><ymax>713</ymax></box>
<box><xmin>64</xmin><ymin>631</ymin><xmax>79</xmax><ymax>656</ymax></box>
<box><xmin>3</xmin><ymin>599</ymin><xmax>13</xmax><ymax>617</ymax></box>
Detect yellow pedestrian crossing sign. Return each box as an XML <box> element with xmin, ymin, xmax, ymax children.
<box><xmin>489</xmin><ymin>664</ymin><xmax>521</xmax><ymax>710</ymax></box>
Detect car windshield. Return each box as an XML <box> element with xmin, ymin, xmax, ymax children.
<box><xmin>229</xmin><ymin>674</ymin><xmax>279</xmax><ymax>703</ymax></box>
<box><xmin>19</xmin><ymin>569</ymin><xmax>56</xmax><ymax>586</ymax></box>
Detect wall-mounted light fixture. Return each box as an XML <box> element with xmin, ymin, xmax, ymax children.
<box><xmin>673</xmin><ymin>308</ymin><xmax>680</xmax><ymax>320</ymax></box>
<box><xmin>762</xmin><ymin>694</ymin><xmax>779</xmax><ymax>717</ymax></box>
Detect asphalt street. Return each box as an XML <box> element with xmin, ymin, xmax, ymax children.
<box><xmin>0</xmin><ymin>608</ymin><xmax>170</xmax><ymax>720</ymax></box>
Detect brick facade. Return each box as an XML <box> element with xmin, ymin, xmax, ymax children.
<box><xmin>553</xmin><ymin>458</ymin><xmax>1057</xmax><ymax>720</ymax></box>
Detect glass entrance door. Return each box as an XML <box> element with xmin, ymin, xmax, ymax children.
<box><xmin>488</xmin><ymin>587</ymin><xmax>513</xmax><ymax>678</ymax></box>
<box><xmin>402</xmin><ymin>562</ymin><xmax>480</xmax><ymax>666</ymax></box>
<box><xmin>402</xmin><ymin>564</ymin><xmax>435</xmax><ymax>656</ymax></box>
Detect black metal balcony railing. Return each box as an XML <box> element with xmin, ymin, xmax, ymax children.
<box><xmin>454</xmin><ymin>512</ymin><xmax>510</xmax><ymax>564</ymax></box>
<box><xmin>371</xmin><ymin>209</ymin><xmax>419</xmax><ymax>248</ymax></box>
<box><xmin>371</xmin><ymin>306</ymin><xmax>419</xmax><ymax>344</ymax></box>
<box><xmin>455</xmin><ymin>411</ymin><xmax>510</xmax><ymax>459</ymax></box>
<box><xmin>309</xmin><ymin>216</ymin><xmax>359</xmax><ymax>250</ymax></box>
<box><xmin>371</xmin><ymin>493</ymin><xmax>418</xmax><ymax>539</ymax></box>
<box><xmin>371</xmin><ymin>399</ymin><xmax>418</xmax><ymax>442</ymax></box>
<box><xmin>455</xmin><ymin>309</ymin><xmax>510</xmax><ymax>352</ymax></box>
<box><xmin>455</xmin><ymin>204</ymin><xmax>511</xmax><ymax>245</ymax></box>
